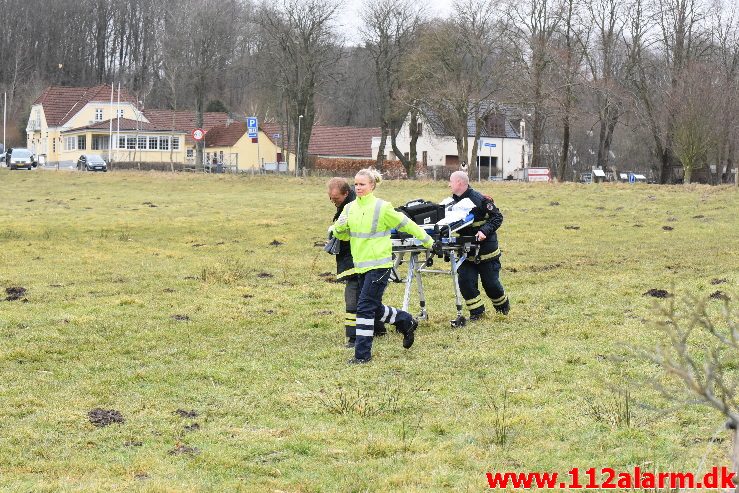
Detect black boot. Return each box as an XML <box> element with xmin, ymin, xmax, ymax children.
<box><xmin>495</xmin><ymin>299</ymin><xmax>510</xmax><ymax>315</ymax></box>
<box><xmin>400</xmin><ymin>318</ymin><xmax>418</xmax><ymax>349</ymax></box>
<box><xmin>347</xmin><ymin>356</ymin><xmax>371</xmax><ymax>365</ymax></box>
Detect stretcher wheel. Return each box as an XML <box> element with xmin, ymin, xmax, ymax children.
<box><xmin>450</xmin><ymin>315</ymin><xmax>466</xmax><ymax>328</ymax></box>
<box><xmin>425</xmin><ymin>257</ymin><xmax>433</xmax><ymax>267</ymax></box>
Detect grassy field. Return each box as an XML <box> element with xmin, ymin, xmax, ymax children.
<box><xmin>0</xmin><ymin>169</ymin><xmax>737</xmax><ymax>492</ymax></box>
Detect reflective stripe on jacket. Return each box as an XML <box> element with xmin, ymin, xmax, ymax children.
<box><xmin>332</xmin><ymin>193</ymin><xmax>433</xmax><ymax>274</ymax></box>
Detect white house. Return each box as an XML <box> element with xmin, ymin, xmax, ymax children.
<box><xmin>371</xmin><ymin>104</ymin><xmax>530</xmax><ymax>180</ymax></box>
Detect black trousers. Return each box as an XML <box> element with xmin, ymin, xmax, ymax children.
<box><xmin>344</xmin><ymin>275</ymin><xmax>359</xmax><ymax>341</ymax></box>
<box><xmin>354</xmin><ymin>268</ymin><xmax>412</xmax><ymax>360</ymax></box>
<box><xmin>343</xmin><ymin>275</ymin><xmax>386</xmax><ymax>343</ymax></box>
<box><xmin>458</xmin><ymin>257</ymin><xmax>508</xmax><ymax>315</ymax></box>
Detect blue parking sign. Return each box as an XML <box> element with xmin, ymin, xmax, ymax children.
<box><xmin>628</xmin><ymin>172</ymin><xmax>635</xmax><ymax>184</ymax></box>
<box><xmin>247</xmin><ymin>117</ymin><xmax>258</xmax><ymax>139</ymax></box>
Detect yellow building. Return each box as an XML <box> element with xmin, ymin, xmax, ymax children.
<box><xmin>26</xmin><ymin>85</ymin><xmax>231</xmax><ymax>166</ymax></box>
<box><xmin>26</xmin><ymin>85</ymin><xmax>142</xmax><ymax>164</ymax></box>
<box><xmin>60</xmin><ymin>118</ymin><xmax>187</xmax><ymax>164</ymax></box>
<box><xmin>204</xmin><ymin>121</ymin><xmax>295</xmax><ymax>171</ymax></box>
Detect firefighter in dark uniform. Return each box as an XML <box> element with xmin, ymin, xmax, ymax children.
<box><xmin>326</xmin><ymin>177</ymin><xmax>386</xmax><ymax>348</ymax></box>
<box><xmin>448</xmin><ymin>170</ymin><xmax>510</xmax><ymax>320</ymax></box>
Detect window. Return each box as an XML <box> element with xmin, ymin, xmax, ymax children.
<box><xmin>219</xmin><ymin>151</ymin><xmax>224</xmax><ymax>162</ymax></box>
<box><xmin>117</xmin><ymin>109</ymin><xmax>124</xmax><ymax>118</ymax></box>
<box><xmin>172</xmin><ymin>137</ymin><xmax>180</xmax><ymax>150</ymax></box>
<box><xmin>138</xmin><ymin>136</ymin><xmax>147</xmax><ymax>149</ymax></box>
<box><xmin>159</xmin><ymin>136</ymin><xmax>169</xmax><ymax>151</ymax></box>
<box><xmin>149</xmin><ymin>137</ymin><xmax>159</xmax><ymax>150</ymax></box>
<box><xmin>119</xmin><ymin>136</ymin><xmax>126</xmax><ymax>149</ymax></box>
<box><xmin>95</xmin><ymin>109</ymin><xmax>103</xmax><ymax>121</ymax></box>
<box><xmin>417</xmin><ymin>122</ymin><xmax>423</xmax><ymax>136</ymax></box>
<box><xmin>77</xmin><ymin>136</ymin><xmax>86</xmax><ymax>150</ymax></box>
<box><xmin>186</xmin><ymin>148</ymin><xmax>194</xmax><ymax>158</ymax></box>
<box><xmin>65</xmin><ymin>137</ymin><xmax>76</xmax><ymax>151</ymax></box>
<box><xmin>127</xmin><ymin>136</ymin><xmax>136</xmax><ymax>150</ymax></box>
<box><xmin>52</xmin><ymin>140</ymin><xmax>56</xmax><ymax>153</ymax></box>
<box><xmin>92</xmin><ymin>136</ymin><xmax>108</xmax><ymax>150</ymax></box>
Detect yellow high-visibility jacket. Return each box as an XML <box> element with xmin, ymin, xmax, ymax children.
<box><xmin>332</xmin><ymin>193</ymin><xmax>433</xmax><ymax>274</ymax></box>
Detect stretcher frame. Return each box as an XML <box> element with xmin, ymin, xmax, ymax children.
<box><xmin>390</xmin><ymin>217</ymin><xmax>479</xmax><ymax>328</ymax></box>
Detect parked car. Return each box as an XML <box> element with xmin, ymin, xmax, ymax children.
<box><xmin>77</xmin><ymin>154</ymin><xmax>108</xmax><ymax>172</ymax></box>
<box><xmin>7</xmin><ymin>148</ymin><xmax>36</xmax><ymax>170</ymax></box>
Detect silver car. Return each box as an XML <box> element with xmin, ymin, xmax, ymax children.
<box><xmin>8</xmin><ymin>148</ymin><xmax>36</xmax><ymax>170</ymax></box>
<box><xmin>77</xmin><ymin>154</ymin><xmax>108</xmax><ymax>172</ymax></box>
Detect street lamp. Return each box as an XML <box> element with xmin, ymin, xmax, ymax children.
<box><xmin>296</xmin><ymin>114</ymin><xmax>303</xmax><ymax>177</ymax></box>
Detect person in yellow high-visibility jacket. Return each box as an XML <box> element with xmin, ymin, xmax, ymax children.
<box><xmin>331</xmin><ymin>168</ymin><xmax>433</xmax><ymax>364</ymax></box>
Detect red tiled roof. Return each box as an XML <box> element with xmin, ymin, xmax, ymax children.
<box><xmin>143</xmin><ymin>110</ymin><xmax>230</xmax><ymax>133</ymax></box>
<box><xmin>204</xmin><ymin>122</ymin><xmax>247</xmax><ymax>147</ymax></box>
<box><xmin>62</xmin><ymin>118</ymin><xmax>175</xmax><ymax>133</ymax></box>
<box><xmin>33</xmin><ymin>85</ymin><xmax>138</xmax><ymax>127</ymax></box>
<box><xmin>308</xmin><ymin>126</ymin><xmax>381</xmax><ymax>158</ymax></box>
<box><xmin>260</xmin><ymin>123</ymin><xmax>380</xmax><ymax>157</ymax></box>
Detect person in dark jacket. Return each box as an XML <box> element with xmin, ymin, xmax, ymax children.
<box><xmin>448</xmin><ymin>171</ymin><xmax>510</xmax><ymax>320</ymax></box>
<box><xmin>327</xmin><ymin>177</ymin><xmax>386</xmax><ymax>348</ymax></box>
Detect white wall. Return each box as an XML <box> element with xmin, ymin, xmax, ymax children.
<box><xmin>371</xmin><ymin>113</ymin><xmax>528</xmax><ymax>180</ymax></box>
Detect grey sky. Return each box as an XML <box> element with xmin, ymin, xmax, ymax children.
<box><xmin>337</xmin><ymin>0</ymin><xmax>455</xmax><ymax>44</ymax></box>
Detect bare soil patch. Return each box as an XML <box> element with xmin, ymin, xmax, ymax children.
<box><xmin>88</xmin><ymin>408</ymin><xmax>125</xmax><ymax>427</ymax></box>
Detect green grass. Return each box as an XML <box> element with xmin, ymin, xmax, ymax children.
<box><xmin>0</xmin><ymin>169</ymin><xmax>737</xmax><ymax>492</ymax></box>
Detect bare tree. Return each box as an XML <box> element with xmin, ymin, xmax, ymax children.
<box><xmin>258</xmin><ymin>0</ymin><xmax>343</xmax><ymax>173</ymax></box>
<box><xmin>412</xmin><ymin>0</ymin><xmax>506</xmax><ymax>176</ymax></box>
<box><xmin>504</xmin><ymin>0</ymin><xmax>563</xmax><ymax>168</ymax></box>
<box><xmin>554</xmin><ymin>0</ymin><xmax>586</xmax><ymax>180</ymax></box>
<box><xmin>711</xmin><ymin>2</ymin><xmax>739</xmax><ymax>186</ymax></box>
<box><xmin>579</xmin><ymin>0</ymin><xmax>627</xmax><ymax>174</ymax></box>
<box><xmin>673</xmin><ymin>65</ymin><xmax>717</xmax><ymax>183</ymax></box>
<box><xmin>642</xmin><ymin>296</ymin><xmax>739</xmax><ymax>492</ymax></box>
<box><xmin>625</xmin><ymin>0</ymin><xmax>713</xmax><ymax>183</ymax></box>
<box><xmin>360</xmin><ymin>0</ymin><xmax>425</xmax><ymax>172</ymax></box>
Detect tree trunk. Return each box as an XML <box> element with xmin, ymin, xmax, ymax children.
<box><xmin>376</xmin><ymin>123</ymin><xmax>388</xmax><ymax>170</ymax></box>
<box><xmin>390</xmin><ymin>108</ymin><xmax>420</xmax><ymax>178</ymax></box>
<box><xmin>557</xmin><ymin>113</ymin><xmax>570</xmax><ymax>181</ymax></box>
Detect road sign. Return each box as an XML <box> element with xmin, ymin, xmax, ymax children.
<box><xmin>484</xmin><ymin>143</ymin><xmax>497</xmax><ymax>148</ymax></box>
<box><xmin>526</xmin><ymin>167</ymin><xmax>551</xmax><ymax>182</ymax></box>
<box><xmin>192</xmin><ymin>128</ymin><xmax>205</xmax><ymax>141</ymax></box>
<box><xmin>629</xmin><ymin>172</ymin><xmax>635</xmax><ymax>184</ymax></box>
<box><xmin>247</xmin><ymin>117</ymin><xmax>258</xmax><ymax>139</ymax></box>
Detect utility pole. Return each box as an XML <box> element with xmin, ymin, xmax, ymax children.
<box><xmin>296</xmin><ymin>114</ymin><xmax>303</xmax><ymax>177</ymax></box>
<box><xmin>3</xmin><ymin>92</ymin><xmax>6</xmax><ymax>155</ymax></box>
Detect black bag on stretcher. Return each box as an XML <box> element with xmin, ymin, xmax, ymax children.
<box><xmin>395</xmin><ymin>199</ymin><xmax>446</xmax><ymax>227</ymax></box>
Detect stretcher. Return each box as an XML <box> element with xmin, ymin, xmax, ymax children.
<box><xmin>391</xmin><ymin>212</ymin><xmax>480</xmax><ymax>327</ymax></box>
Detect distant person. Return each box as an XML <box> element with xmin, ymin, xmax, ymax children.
<box><xmin>447</xmin><ymin>171</ymin><xmax>509</xmax><ymax>321</ymax></box>
<box><xmin>331</xmin><ymin>168</ymin><xmax>433</xmax><ymax>364</ymax></box>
